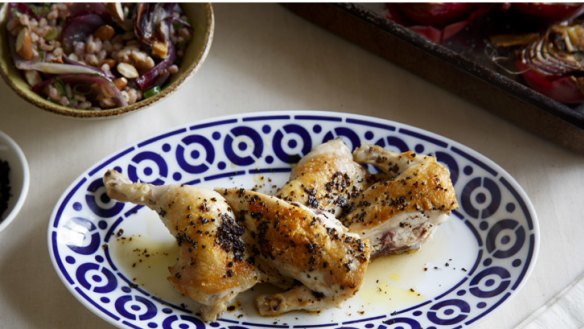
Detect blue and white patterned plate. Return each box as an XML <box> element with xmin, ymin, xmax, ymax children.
<box><xmin>48</xmin><ymin>111</ymin><xmax>539</xmax><ymax>329</ymax></box>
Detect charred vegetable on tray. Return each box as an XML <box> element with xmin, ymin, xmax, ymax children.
<box><xmin>5</xmin><ymin>3</ymin><xmax>192</xmax><ymax>110</ymax></box>
<box><xmin>384</xmin><ymin>3</ymin><xmax>491</xmax><ymax>43</ymax></box>
<box><xmin>384</xmin><ymin>2</ymin><xmax>584</xmax><ymax>105</ymax></box>
<box><xmin>490</xmin><ymin>4</ymin><xmax>584</xmax><ymax>104</ymax></box>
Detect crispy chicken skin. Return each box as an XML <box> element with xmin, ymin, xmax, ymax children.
<box><xmin>217</xmin><ymin>188</ymin><xmax>371</xmax><ymax>316</ymax></box>
<box><xmin>103</xmin><ymin>170</ymin><xmax>261</xmax><ymax>321</ymax></box>
<box><xmin>276</xmin><ymin>139</ymin><xmax>368</xmax><ymax>217</ymax></box>
<box><xmin>345</xmin><ymin>145</ymin><xmax>459</xmax><ymax>257</ymax></box>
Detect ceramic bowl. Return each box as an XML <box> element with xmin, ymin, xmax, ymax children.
<box><xmin>0</xmin><ymin>130</ymin><xmax>29</xmax><ymax>232</ymax></box>
<box><xmin>0</xmin><ymin>3</ymin><xmax>214</xmax><ymax>118</ymax></box>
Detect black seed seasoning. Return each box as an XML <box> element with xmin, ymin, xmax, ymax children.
<box><xmin>0</xmin><ymin>160</ymin><xmax>11</xmax><ymax>218</ymax></box>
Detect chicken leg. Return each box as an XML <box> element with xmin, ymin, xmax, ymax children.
<box><xmin>103</xmin><ymin>169</ymin><xmax>261</xmax><ymax>321</ymax></box>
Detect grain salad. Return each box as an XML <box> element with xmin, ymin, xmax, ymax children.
<box><xmin>5</xmin><ymin>3</ymin><xmax>192</xmax><ymax>109</ymax></box>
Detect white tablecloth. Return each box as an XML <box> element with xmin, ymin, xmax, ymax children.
<box><xmin>1</xmin><ymin>4</ymin><xmax>583</xmax><ymax>329</ymax></box>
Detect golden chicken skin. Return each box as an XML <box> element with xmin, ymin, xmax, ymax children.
<box><xmin>218</xmin><ymin>188</ymin><xmax>371</xmax><ymax>316</ymax></box>
<box><xmin>344</xmin><ymin>144</ymin><xmax>459</xmax><ymax>257</ymax></box>
<box><xmin>276</xmin><ymin>138</ymin><xmax>368</xmax><ymax>217</ymax></box>
<box><xmin>103</xmin><ymin>169</ymin><xmax>261</xmax><ymax>321</ymax></box>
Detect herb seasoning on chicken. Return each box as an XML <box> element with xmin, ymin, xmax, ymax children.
<box><xmin>101</xmin><ymin>138</ymin><xmax>459</xmax><ymax>321</ymax></box>
<box><xmin>103</xmin><ymin>170</ymin><xmax>260</xmax><ymax>322</ymax></box>
<box><xmin>218</xmin><ymin>188</ymin><xmax>370</xmax><ymax>316</ymax></box>
<box><xmin>103</xmin><ymin>169</ymin><xmax>371</xmax><ymax>320</ymax></box>
<box><xmin>345</xmin><ymin>144</ymin><xmax>459</xmax><ymax>257</ymax></box>
<box><xmin>276</xmin><ymin>139</ymin><xmax>369</xmax><ymax>217</ymax></box>
<box><xmin>276</xmin><ymin>140</ymin><xmax>458</xmax><ymax>258</ymax></box>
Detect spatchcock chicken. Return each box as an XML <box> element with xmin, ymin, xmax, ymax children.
<box><xmin>344</xmin><ymin>144</ymin><xmax>459</xmax><ymax>257</ymax></box>
<box><xmin>103</xmin><ymin>170</ymin><xmax>261</xmax><ymax>321</ymax></box>
<box><xmin>275</xmin><ymin>140</ymin><xmax>458</xmax><ymax>258</ymax></box>
<box><xmin>217</xmin><ymin>188</ymin><xmax>370</xmax><ymax>316</ymax></box>
<box><xmin>103</xmin><ymin>170</ymin><xmax>371</xmax><ymax>320</ymax></box>
<box><xmin>276</xmin><ymin>138</ymin><xmax>368</xmax><ymax>217</ymax></box>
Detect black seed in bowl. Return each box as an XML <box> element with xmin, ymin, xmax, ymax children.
<box><xmin>0</xmin><ymin>160</ymin><xmax>11</xmax><ymax>218</ymax></box>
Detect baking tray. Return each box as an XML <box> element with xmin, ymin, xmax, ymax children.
<box><xmin>284</xmin><ymin>4</ymin><xmax>584</xmax><ymax>154</ymax></box>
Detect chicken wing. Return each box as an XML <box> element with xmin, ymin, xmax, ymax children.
<box><xmin>276</xmin><ymin>138</ymin><xmax>368</xmax><ymax>217</ymax></box>
<box><xmin>344</xmin><ymin>144</ymin><xmax>458</xmax><ymax>257</ymax></box>
<box><xmin>217</xmin><ymin>188</ymin><xmax>371</xmax><ymax>316</ymax></box>
<box><xmin>103</xmin><ymin>170</ymin><xmax>261</xmax><ymax>321</ymax></box>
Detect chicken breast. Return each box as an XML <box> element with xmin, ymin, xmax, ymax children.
<box><xmin>217</xmin><ymin>188</ymin><xmax>371</xmax><ymax>316</ymax></box>
<box><xmin>276</xmin><ymin>138</ymin><xmax>369</xmax><ymax>217</ymax></box>
<box><xmin>103</xmin><ymin>170</ymin><xmax>261</xmax><ymax>321</ymax></box>
<box><xmin>344</xmin><ymin>144</ymin><xmax>458</xmax><ymax>257</ymax></box>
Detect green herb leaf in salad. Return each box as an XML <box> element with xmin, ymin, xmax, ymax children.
<box><xmin>144</xmin><ymin>86</ymin><xmax>161</xmax><ymax>99</ymax></box>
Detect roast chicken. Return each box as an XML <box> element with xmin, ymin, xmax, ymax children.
<box><xmin>218</xmin><ymin>188</ymin><xmax>370</xmax><ymax>316</ymax></box>
<box><xmin>276</xmin><ymin>138</ymin><xmax>368</xmax><ymax>217</ymax></box>
<box><xmin>103</xmin><ymin>170</ymin><xmax>261</xmax><ymax>321</ymax></box>
<box><xmin>345</xmin><ymin>144</ymin><xmax>459</xmax><ymax>257</ymax></box>
<box><xmin>275</xmin><ymin>140</ymin><xmax>458</xmax><ymax>258</ymax></box>
<box><xmin>101</xmin><ymin>139</ymin><xmax>457</xmax><ymax>320</ymax></box>
<box><xmin>103</xmin><ymin>170</ymin><xmax>371</xmax><ymax>320</ymax></box>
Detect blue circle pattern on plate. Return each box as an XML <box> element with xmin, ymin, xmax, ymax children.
<box><xmin>49</xmin><ymin>112</ymin><xmax>537</xmax><ymax>329</ymax></box>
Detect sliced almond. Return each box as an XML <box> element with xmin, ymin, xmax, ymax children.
<box><xmin>152</xmin><ymin>40</ymin><xmax>168</xmax><ymax>59</ymax></box>
<box><xmin>94</xmin><ymin>25</ymin><xmax>116</xmax><ymax>41</ymax></box>
<box><xmin>130</xmin><ymin>51</ymin><xmax>155</xmax><ymax>72</ymax></box>
<box><xmin>113</xmin><ymin>77</ymin><xmax>128</xmax><ymax>90</ymax></box>
<box><xmin>16</xmin><ymin>27</ymin><xmax>33</xmax><ymax>60</ymax></box>
<box><xmin>116</xmin><ymin>62</ymin><xmax>139</xmax><ymax>79</ymax></box>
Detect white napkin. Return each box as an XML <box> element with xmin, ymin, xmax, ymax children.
<box><xmin>518</xmin><ymin>273</ymin><xmax>584</xmax><ymax>329</ymax></box>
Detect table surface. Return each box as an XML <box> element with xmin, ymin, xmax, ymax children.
<box><xmin>1</xmin><ymin>4</ymin><xmax>583</xmax><ymax>329</ymax></box>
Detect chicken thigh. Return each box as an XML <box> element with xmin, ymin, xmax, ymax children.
<box><xmin>218</xmin><ymin>188</ymin><xmax>371</xmax><ymax>316</ymax></box>
<box><xmin>103</xmin><ymin>170</ymin><xmax>261</xmax><ymax>321</ymax></box>
<box><xmin>344</xmin><ymin>145</ymin><xmax>458</xmax><ymax>258</ymax></box>
<box><xmin>276</xmin><ymin>138</ymin><xmax>369</xmax><ymax>217</ymax></box>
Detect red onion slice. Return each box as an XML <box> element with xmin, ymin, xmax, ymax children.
<box><xmin>68</xmin><ymin>3</ymin><xmax>109</xmax><ymax>19</ymax></box>
<box><xmin>135</xmin><ymin>41</ymin><xmax>175</xmax><ymax>91</ymax></box>
<box><xmin>516</xmin><ymin>60</ymin><xmax>584</xmax><ymax>104</ymax></box>
<box><xmin>15</xmin><ymin>60</ymin><xmax>110</xmax><ymax>79</ymax></box>
<box><xmin>32</xmin><ymin>74</ymin><xmax>127</xmax><ymax>108</ymax></box>
<box><xmin>61</xmin><ymin>14</ymin><xmax>105</xmax><ymax>52</ymax></box>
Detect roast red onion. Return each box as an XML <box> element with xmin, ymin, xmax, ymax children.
<box><xmin>513</xmin><ymin>3</ymin><xmax>584</xmax><ymax>23</ymax></box>
<box><xmin>7</xmin><ymin>3</ymin><xmax>39</xmax><ymax>20</ymax></box>
<box><xmin>61</xmin><ymin>14</ymin><xmax>105</xmax><ymax>52</ymax></box>
<box><xmin>68</xmin><ymin>3</ymin><xmax>109</xmax><ymax>20</ymax></box>
<box><xmin>136</xmin><ymin>41</ymin><xmax>175</xmax><ymax>91</ymax></box>
<box><xmin>395</xmin><ymin>3</ymin><xmax>477</xmax><ymax>28</ymax></box>
<box><xmin>135</xmin><ymin>4</ymin><xmax>154</xmax><ymax>46</ymax></box>
<box><xmin>386</xmin><ymin>3</ymin><xmax>490</xmax><ymax>43</ymax></box>
<box><xmin>32</xmin><ymin>74</ymin><xmax>127</xmax><ymax>107</ymax></box>
<box><xmin>516</xmin><ymin>60</ymin><xmax>584</xmax><ymax>104</ymax></box>
<box><xmin>15</xmin><ymin>60</ymin><xmax>110</xmax><ymax>79</ymax></box>
<box><xmin>62</xmin><ymin>56</ymin><xmax>115</xmax><ymax>80</ymax></box>
<box><xmin>134</xmin><ymin>4</ymin><xmax>179</xmax><ymax>48</ymax></box>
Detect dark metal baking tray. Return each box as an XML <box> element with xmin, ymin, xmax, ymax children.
<box><xmin>284</xmin><ymin>4</ymin><xmax>584</xmax><ymax>154</ymax></box>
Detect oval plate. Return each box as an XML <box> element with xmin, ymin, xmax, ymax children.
<box><xmin>48</xmin><ymin>111</ymin><xmax>539</xmax><ymax>329</ymax></box>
